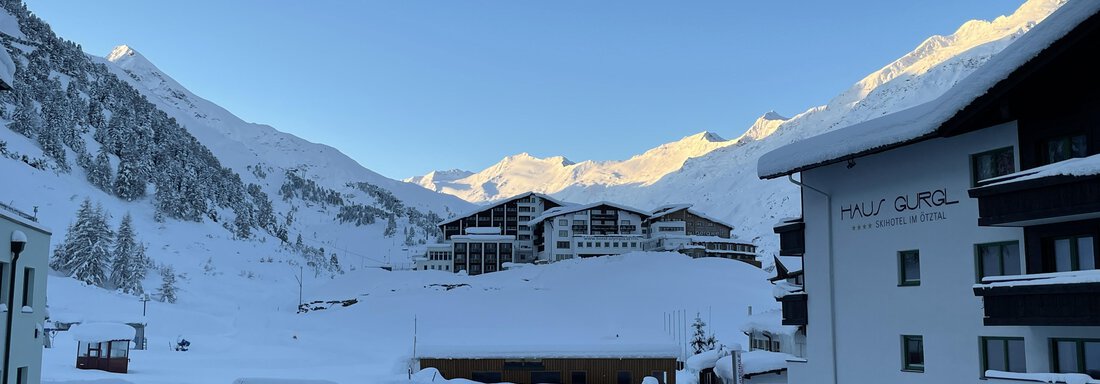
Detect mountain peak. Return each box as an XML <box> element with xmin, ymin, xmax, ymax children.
<box><xmin>106</xmin><ymin>44</ymin><xmax>140</xmax><ymax>62</ymax></box>
<box><xmin>503</xmin><ymin>152</ymin><xmax>574</xmax><ymax>166</ymax></box>
<box><xmin>760</xmin><ymin>111</ymin><xmax>789</xmax><ymax>122</ymax></box>
<box><xmin>685</xmin><ymin>131</ymin><xmax>726</xmax><ymax>143</ymax></box>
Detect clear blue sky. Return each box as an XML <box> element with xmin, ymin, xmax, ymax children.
<box><xmin>25</xmin><ymin>1</ymin><xmax>1022</xmax><ymax>180</ymax></box>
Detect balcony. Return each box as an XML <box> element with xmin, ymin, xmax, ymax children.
<box><xmin>779</xmin><ymin>293</ymin><xmax>807</xmax><ymax>326</ymax></box>
<box><xmin>974</xmin><ymin>271</ymin><xmax>1100</xmax><ymax>326</ymax></box>
<box><xmin>774</xmin><ymin>218</ymin><xmax>805</xmax><ymax>256</ymax></box>
<box><xmin>571</xmin><ymin>225</ymin><xmax>588</xmax><ymax>232</ymax></box>
<box><xmin>969</xmin><ymin>172</ymin><xmax>1100</xmax><ymax>227</ymax></box>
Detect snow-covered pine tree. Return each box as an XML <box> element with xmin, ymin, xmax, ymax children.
<box><xmin>52</xmin><ymin>199</ymin><xmax>114</xmax><ymax>287</ymax></box>
<box><xmin>157</xmin><ymin>266</ymin><xmax>179</xmax><ymax>303</ymax></box>
<box><xmin>113</xmin><ymin>156</ymin><xmax>146</xmax><ymax>200</ymax></box>
<box><xmin>86</xmin><ymin>147</ymin><xmax>113</xmax><ymax>192</ymax></box>
<box><xmin>690</xmin><ymin>313</ymin><xmax>716</xmax><ymax>354</ymax></box>
<box><xmin>403</xmin><ymin>227</ymin><xmax>416</xmax><ymax>246</ymax></box>
<box><xmin>383</xmin><ymin>215</ymin><xmax>397</xmax><ymax>237</ymax></box>
<box><xmin>109</xmin><ymin>213</ymin><xmax>148</xmax><ymax>295</ymax></box>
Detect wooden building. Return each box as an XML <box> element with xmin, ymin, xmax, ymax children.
<box><xmin>417</xmin><ymin>342</ymin><xmax>679</xmax><ymax>384</ymax></box>
<box><xmin>71</xmin><ymin>322</ymin><xmax>134</xmax><ymax>374</ymax></box>
<box><xmin>644</xmin><ymin>204</ymin><xmax>758</xmax><ymax>266</ymax></box>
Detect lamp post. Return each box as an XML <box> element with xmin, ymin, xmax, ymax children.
<box><xmin>140</xmin><ymin>294</ymin><xmax>151</xmax><ymax>317</ymax></box>
<box><xmin>3</xmin><ymin>230</ymin><xmax>27</xmax><ymax>384</ymax></box>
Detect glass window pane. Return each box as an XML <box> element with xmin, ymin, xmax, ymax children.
<box><xmin>995</xmin><ymin>149</ymin><xmax>1015</xmax><ymax>176</ymax></box>
<box><xmin>1007</xmin><ymin>339</ymin><xmax>1026</xmax><ymax>373</ymax></box>
<box><xmin>1078</xmin><ymin>237</ymin><xmax>1095</xmax><ymax>270</ymax></box>
<box><xmin>1072</xmin><ymin>135</ymin><xmax>1088</xmax><ymax>158</ymax></box>
<box><xmin>1057</xmin><ymin>341</ymin><xmax>1079</xmax><ymax>373</ymax></box>
<box><xmin>982</xmin><ymin>246</ymin><xmax>1002</xmax><ymax>278</ymax></box>
<box><xmin>903</xmin><ymin>252</ymin><xmax>920</xmax><ymax>282</ymax></box>
<box><xmin>977</xmin><ymin>154</ymin><xmax>994</xmax><ymax>181</ymax></box>
<box><xmin>985</xmin><ymin>339</ymin><xmax>1007</xmax><ymax>371</ymax></box>
<box><xmin>907</xmin><ymin>337</ymin><xmax>924</xmax><ymax>366</ymax></box>
<box><xmin>1085</xmin><ymin>342</ymin><xmax>1100</xmax><ymax>376</ymax></box>
<box><xmin>1003</xmin><ymin>245</ymin><xmax>1022</xmax><ymax>276</ymax></box>
<box><xmin>1056</xmin><ymin>239</ymin><xmax>1073</xmax><ymax>272</ymax></box>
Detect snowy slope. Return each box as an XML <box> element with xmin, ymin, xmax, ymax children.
<box><xmin>410</xmin><ymin>129</ymin><xmax>757</xmax><ymax>203</ymax></box>
<box><xmin>42</xmin><ymin>251</ymin><xmax>775</xmax><ymax>384</ymax></box>
<box><xmin>403</xmin><ymin>169</ymin><xmax>474</xmax><ymax>194</ymax></box>
<box><xmin>418</xmin><ymin>0</ymin><xmax>1066</xmax><ymax>258</ymax></box>
<box><xmin>103</xmin><ymin>45</ymin><xmax>471</xmax><ymax>217</ymax></box>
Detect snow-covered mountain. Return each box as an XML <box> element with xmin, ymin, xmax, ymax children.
<box><xmin>415</xmin><ymin>0</ymin><xmax>1066</xmax><ymax>257</ymax></box>
<box><xmin>408</xmin><ymin>128</ymin><xmax>761</xmax><ymax>202</ymax></box>
<box><xmin>103</xmin><ymin>44</ymin><xmax>471</xmax><ymax>217</ymax></box>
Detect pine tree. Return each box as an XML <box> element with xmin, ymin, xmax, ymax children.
<box><xmin>114</xmin><ymin>156</ymin><xmax>146</xmax><ymax>201</ymax></box>
<box><xmin>404</xmin><ymin>227</ymin><xmax>416</xmax><ymax>246</ymax></box>
<box><xmin>52</xmin><ymin>200</ymin><xmax>113</xmax><ymax>287</ymax></box>
<box><xmin>383</xmin><ymin>215</ymin><xmax>397</xmax><ymax>237</ymax></box>
<box><xmin>691</xmin><ymin>313</ymin><xmax>715</xmax><ymax>354</ymax></box>
<box><xmin>86</xmin><ymin>147</ymin><xmax>113</xmax><ymax>192</ymax></box>
<box><xmin>157</xmin><ymin>266</ymin><xmax>178</xmax><ymax>304</ymax></box>
<box><xmin>109</xmin><ymin>213</ymin><xmax>147</xmax><ymax>295</ymax></box>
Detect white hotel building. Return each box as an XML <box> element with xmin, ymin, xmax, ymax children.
<box><xmin>757</xmin><ymin>3</ymin><xmax>1100</xmax><ymax>383</ymax></box>
<box><xmin>527</xmin><ymin>201</ymin><xmax>650</xmax><ymax>262</ymax></box>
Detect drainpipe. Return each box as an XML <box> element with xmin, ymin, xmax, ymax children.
<box><xmin>787</xmin><ymin>174</ymin><xmax>839</xmax><ymax>384</ymax></box>
<box><xmin>4</xmin><ymin>231</ymin><xmax>28</xmax><ymax>384</ymax></box>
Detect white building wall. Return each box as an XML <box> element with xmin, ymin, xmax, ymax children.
<box><xmin>787</xmin><ymin>121</ymin><xmax>1100</xmax><ymax>384</ymax></box>
<box><xmin>0</xmin><ymin>212</ymin><xmax>49</xmax><ymax>384</ymax></box>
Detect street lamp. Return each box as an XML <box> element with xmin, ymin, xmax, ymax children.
<box><xmin>3</xmin><ymin>230</ymin><xmax>28</xmax><ymax>384</ymax></box>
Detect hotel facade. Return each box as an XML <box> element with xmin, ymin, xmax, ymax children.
<box><xmin>757</xmin><ymin>3</ymin><xmax>1100</xmax><ymax>383</ymax></box>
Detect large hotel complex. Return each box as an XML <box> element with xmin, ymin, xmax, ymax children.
<box><xmin>758</xmin><ymin>3</ymin><xmax>1100</xmax><ymax>383</ymax></box>
<box><xmin>417</xmin><ymin>192</ymin><xmax>759</xmax><ymax>274</ymax></box>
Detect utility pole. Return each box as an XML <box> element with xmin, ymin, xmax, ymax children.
<box><xmin>293</xmin><ymin>266</ymin><xmax>303</xmax><ymax>313</ymax></box>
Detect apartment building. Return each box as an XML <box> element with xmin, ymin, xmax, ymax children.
<box><xmin>0</xmin><ymin>203</ymin><xmax>50</xmax><ymax>384</ymax></box>
<box><xmin>528</xmin><ymin>201</ymin><xmax>650</xmax><ymax>262</ymax></box>
<box><xmin>644</xmin><ymin>204</ymin><xmax>758</xmax><ymax>265</ymax></box>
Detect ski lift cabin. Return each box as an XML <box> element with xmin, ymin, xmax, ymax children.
<box><xmin>71</xmin><ymin>322</ymin><xmax>134</xmax><ymax>373</ymax></box>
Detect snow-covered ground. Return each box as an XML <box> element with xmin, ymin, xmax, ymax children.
<box><xmin>41</xmin><ymin>252</ymin><xmax>775</xmax><ymax>384</ymax></box>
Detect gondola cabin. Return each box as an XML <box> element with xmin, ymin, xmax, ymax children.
<box><xmin>71</xmin><ymin>322</ymin><xmax>134</xmax><ymax>373</ymax></box>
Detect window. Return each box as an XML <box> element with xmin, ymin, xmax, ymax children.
<box><xmin>971</xmin><ymin>147</ymin><xmax>1015</xmax><ymax>186</ymax></box>
<box><xmin>109</xmin><ymin>340</ymin><xmax>128</xmax><ymax>358</ymax></box>
<box><xmin>556</xmin><ymin>241</ymin><xmax>571</xmax><ymax>249</ymax></box>
<box><xmin>1046</xmin><ymin>134</ymin><xmax>1088</xmax><ymax>164</ymax></box>
<box><xmin>558</xmin><ymin>219</ymin><xmax>569</xmax><ymax>226</ymax></box>
<box><xmin>621</xmin><ymin>220</ymin><xmax>632</xmax><ymax>225</ymax></box>
<box><xmin>16</xmin><ymin>367</ymin><xmax>26</xmax><ymax>384</ymax></box>
<box><xmin>571</xmin><ymin>371</ymin><xmax>587</xmax><ymax>384</ymax></box>
<box><xmin>577</xmin><ymin>242</ymin><xmax>584</xmax><ymax>248</ymax></box>
<box><xmin>604</xmin><ymin>242</ymin><xmax>610</xmax><ymax>247</ymax></box>
<box><xmin>981</xmin><ymin>337</ymin><xmax>1025</xmax><ymax>375</ymax></box>
<box><xmin>1052</xmin><ymin>339</ymin><xmax>1100</xmax><ymax>379</ymax></box>
<box><xmin>899</xmin><ymin>250</ymin><xmax>920</xmax><ymax>286</ymax></box>
<box><xmin>594</xmin><ymin>242</ymin><xmax>601</xmax><ymax>248</ymax></box>
<box><xmin>630</xmin><ymin>242</ymin><xmax>637</xmax><ymax>248</ymax></box>
<box><xmin>531</xmin><ymin>371</ymin><xmax>561</xmax><ymax>384</ymax></box>
<box><xmin>1053</xmin><ymin>235</ymin><xmax>1096</xmax><ymax>272</ymax></box>
<box><xmin>650</xmin><ymin>371</ymin><xmax>665</xmax><ymax>384</ymax></box>
<box><xmin>472</xmin><ymin>372</ymin><xmax>503</xmax><ymax>383</ymax></box>
<box><xmin>559</xmin><ymin>230</ymin><xmax>569</xmax><ymax>237</ymax></box>
<box><xmin>0</xmin><ymin>262</ymin><xmax>7</xmax><ymax>306</ymax></box>
<box><xmin>976</xmin><ymin>242</ymin><xmax>1021</xmax><ymax>282</ymax></box>
<box><xmin>902</xmin><ymin>335</ymin><xmax>924</xmax><ymax>372</ymax></box>
<box><xmin>586</xmin><ymin>242</ymin><xmax>593</xmax><ymax>248</ymax></box>
<box><xmin>616</xmin><ymin>371</ymin><xmax>632</xmax><ymax>384</ymax></box>
<box><xmin>613</xmin><ymin>242</ymin><xmax>619</xmax><ymax>248</ymax></box>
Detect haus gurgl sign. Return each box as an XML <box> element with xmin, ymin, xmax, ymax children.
<box><xmin>839</xmin><ymin>188</ymin><xmax>959</xmax><ymax>231</ymax></box>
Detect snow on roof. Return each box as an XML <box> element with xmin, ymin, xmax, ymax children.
<box><xmin>417</xmin><ymin>338</ymin><xmax>679</xmax><ymax>359</ymax></box>
<box><xmin>464</xmin><ymin>227</ymin><xmax>501</xmax><ymax>235</ymax></box>
<box><xmin>776</xmin><ymin>256</ymin><xmax>802</xmax><ymax>274</ymax></box>
<box><xmin>648</xmin><ymin>204</ymin><xmax>736</xmax><ymax>230</ymax></box>
<box><xmin>686</xmin><ymin>349</ymin><xmax>724</xmax><ymax>371</ymax></box>
<box><xmin>773</xmin><ymin>283</ymin><xmax>803</xmax><ymax>299</ymax></box>
<box><xmin>976</xmin><ymin>269</ymin><xmax>1100</xmax><ymax>288</ymax></box>
<box><xmin>758</xmin><ymin>1</ymin><xmax>1100</xmax><ymax>179</ymax></box>
<box><xmin>0</xmin><ymin>202</ymin><xmax>52</xmax><ymax>235</ymax></box>
<box><xmin>984</xmin><ymin>370</ymin><xmax>1099</xmax><ymax>384</ymax></box>
<box><xmin>438</xmin><ymin>192</ymin><xmax>571</xmax><ymax>226</ymax></box>
<box><xmin>980</xmin><ymin>153</ymin><xmax>1100</xmax><ymax>187</ymax></box>
<box><xmin>450</xmin><ymin>234</ymin><xmax>516</xmax><ymax>241</ymax></box>
<box><xmin>527</xmin><ymin>201</ymin><xmax>652</xmax><ymax>226</ymax></box>
<box><xmin>740</xmin><ymin>350</ymin><xmax>796</xmax><ymax>376</ymax></box>
<box><xmin>70</xmin><ymin>322</ymin><xmax>134</xmax><ymax>342</ymax></box>
<box><xmin>0</xmin><ymin>9</ymin><xmax>20</xmax><ymax>89</ymax></box>
<box><xmin>740</xmin><ymin>309</ymin><xmax>799</xmax><ymax>336</ymax></box>
<box><xmin>232</xmin><ymin>379</ymin><xmax>339</xmax><ymax>384</ymax></box>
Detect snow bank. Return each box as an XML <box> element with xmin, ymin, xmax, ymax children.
<box><xmin>686</xmin><ymin>349</ymin><xmax>723</xmax><ymax>371</ymax></box>
<box><xmin>69</xmin><ymin>322</ymin><xmax>134</xmax><ymax>343</ymax></box>
<box><xmin>410</xmin><ymin>368</ymin><xmax>484</xmax><ymax>384</ymax></box>
<box><xmin>642</xmin><ymin>377</ymin><xmax>659</xmax><ymax>384</ymax></box>
<box><xmin>232</xmin><ymin>379</ymin><xmax>338</xmax><ymax>384</ymax></box>
<box><xmin>758</xmin><ymin>1</ymin><xmax>1100</xmax><ymax>179</ymax></box>
<box><xmin>985</xmin><ymin>370</ymin><xmax>1100</xmax><ymax>384</ymax></box>
<box><xmin>713</xmin><ymin>351</ymin><xmax>793</xmax><ymax>382</ymax></box>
